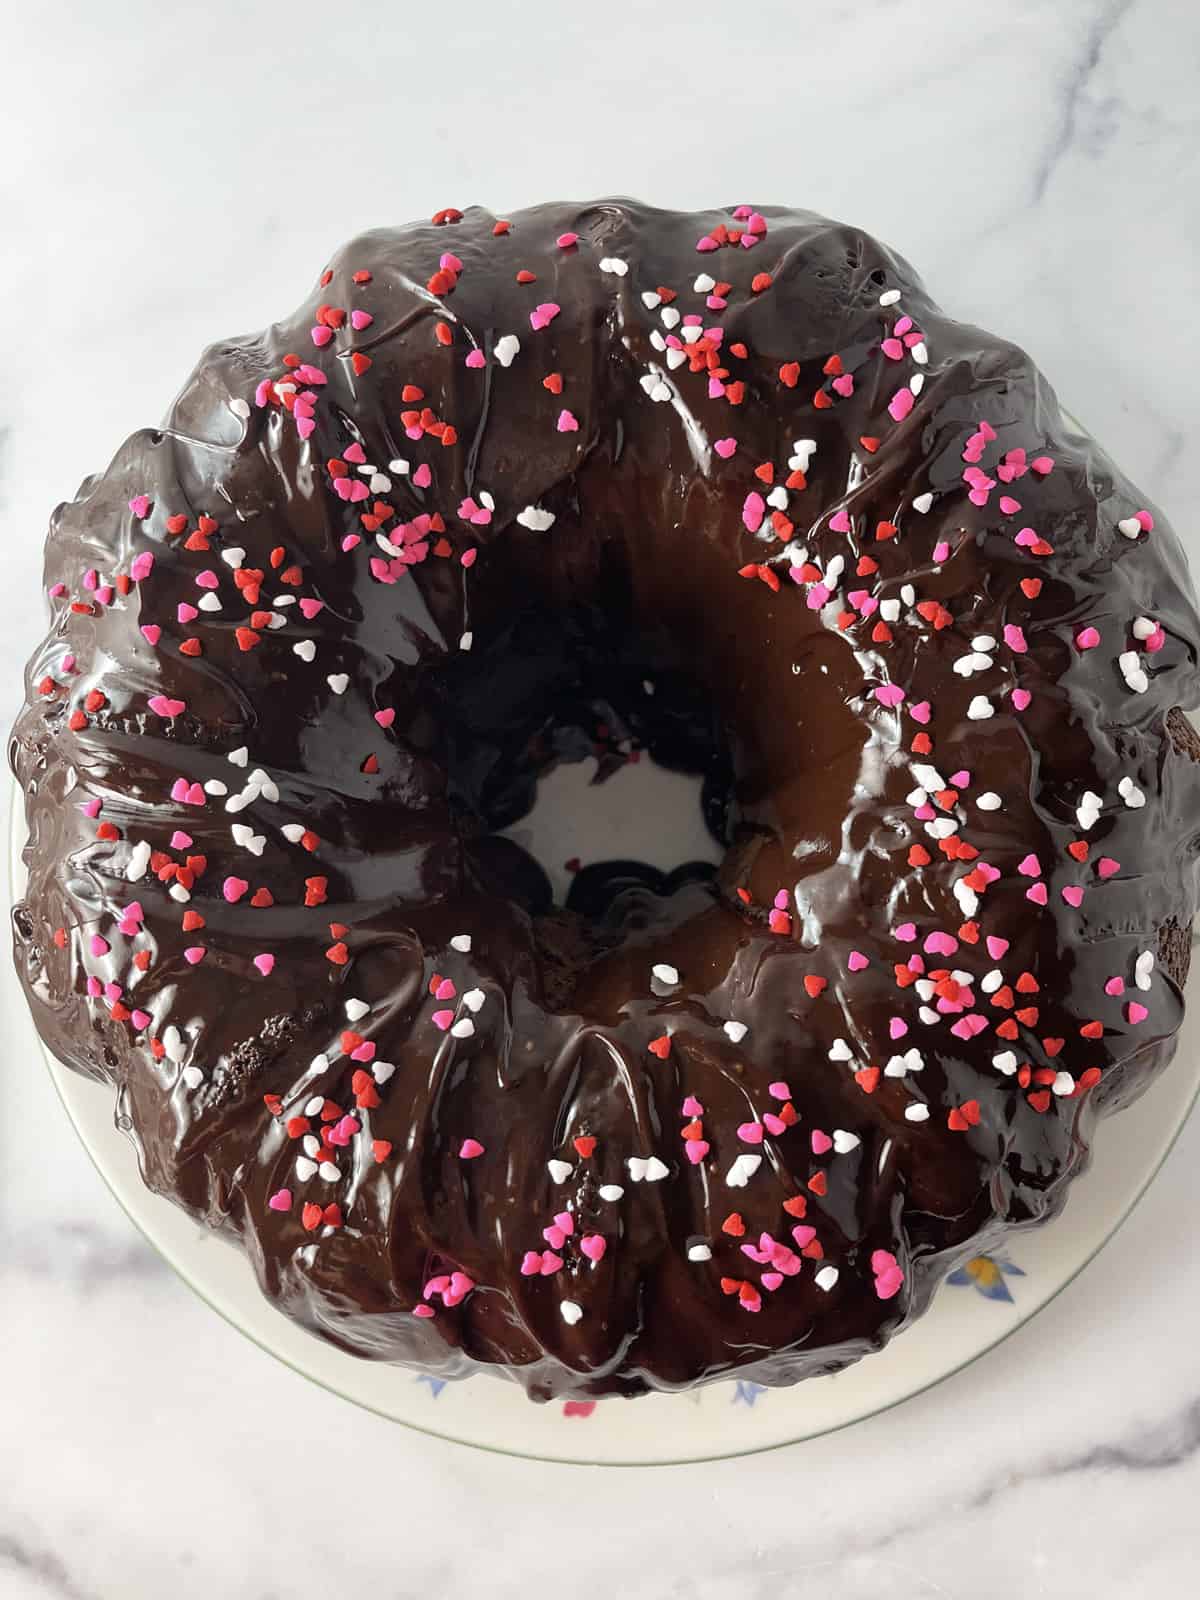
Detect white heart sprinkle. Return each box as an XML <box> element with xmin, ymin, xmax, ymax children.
<box><xmin>221</xmin><ymin>547</ymin><xmax>246</xmax><ymax>569</ymax></box>
<box><xmin>660</xmin><ymin>306</ymin><xmax>681</xmax><ymax>330</ymax></box>
<box><xmin>198</xmin><ymin>593</ymin><xmax>221</xmax><ymax>612</ymax></box>
<box><xmin>627</xmin><ymin>1157</ymin><xmax>648</xmax><ymax>1182</ymax></box>
<box><xmin>294</xmin><ymin>1156</ymin><xmax>317</xmax><ymax>1181</ymax></box>
<box><xmin>598</xmin><ymin>1184</ymin><xmax>624</xmax><ymax>1202</ymax></box>
<box><xmin>450</xmin><ymin>934</ymin><xmax>472</xmax><ymax>953</ymax></box>
<box><xmin>168</xmin><ymin>883</ymin><xmax>190</xmax><ymax>903</ymax></box>
<box><xmin>599</xmin><ymin>257</ymin><xmax>628</xmax><ymax>276</ymax></box>
<box><xmin>992</xmin><ymin>1051</ymin><xmax>1018</xmax><ymax>1076</ymax></box>
<box><xmin>302</xmin><ymin>1134</ymin><xmax>321</xmax><ymax>1158</ymax></box>
<box><xmin>126</xmin><ymin>840</ymin><xmax>151</xmax><ymax>881</ymax></box>
<box><xmin>516</xmin><ymin>505</ymin><xmax>556</xmax><ymax>532</ymax></box>
<box><xmin>828</xmin><ymin>1038</ymin><xmax>853</xmax><ymax>1062</ymax></box>
<box><xmin>725</xmin><ymin>1153</ymin><xmax>762</xmax><ymax>1188</ymax></box>
<box><xmin>494</xmin><ymin>334</ymin><xmax>520</xmax><ymax>368</ymax></box>
<box><xmin>228</xmin><ymin>747</ymin><xmax>248</xmax><ymax>768</ymax></box>
<box><xmin>652</xmin><ymin>963</ymin><xmax>680</xmax><ymax>987</ymax></box>
<box><xmin>967</xmin><ymin>695</ymin><xmax>994</xmax><ymax>721</ymax></box>
<box><xmin>912</xmin><ymin>492</ymin><xmax>933</xmax><ymax>515</ymax></box>
<box><xmin>293</xmin><ymin>640</ymin><xmax>316</xmax><ymax>662</ymax></box>
<box><xmin>462</xmin><ymin>988</ymin><xmax>486</xmax><ymax>1013</ymax></box>
<box><xmin>832</xmin><ymin>1129</ymin><xmax>860</xmax><ymax>1154</ymax></box>
<box><xmin>904</xmin><ymin>1102</ymin><xmax>930</xmax><ymax>1123</ymax></box>
<box><xmin>369</xmin><ymin>474</ymin><xmax>392</xmax><ymax>494</ymax></box>
<box><xmin>1052</xmin><ymin>1072</ymin><xmax>1076</xmax><ymax>1096</ymax></box>
<box><xmin>281</xmin><ymin>823</ymin><xmax>305</xmax><ymax>843</ymax></box>
<box><xmin>345</xmin><ymin>998</ymin><xmax>369</xmax><ymax>1022</ymax></box>
<box><xmin>814</xmin><ymin>1265</ymin><xmax>840</xmax><ymax>1292</ymax></box>
<box><xmin>388</xmin><ymin>458</ymin><xmax>410</xmax><ymax>475</ymax></box>
<box><xmin>644</xmin><ymin>1156</ymin><xmax>669</xmax><ymax>1182</ymax></box>
<box><xmin>548</xmin><ymin>1159</ymin><xmax>573</xmax><ymax>1184</ymax></box>
<box><xmin>1118</xmin><ymin>516</ymin><xmax>1142</xmax><ymax>538</ymax></box>
<box><xmin>450</xmin><ymin>1018</ymin><xmax>475</xmax><ymax>1039</ymax></box>
<box><xmin>977</xmin><ymin>792</ymin><xmax>1001</xmax><ymax>811</ymax></box>
<box><xmin>304</xmin><ymin>1095</ymin><xmax>324</xmax><ymax>1116</ymax></box>
<box><xmin>326</xmin><ymin>673</ymin><xmax>349</xmax><ymax>695</ymax></box>
<box><xmin>459</xmin><ymin>632</ymin><xmax>473</xmax><ymax>652</ymax></box>
<box><xmin>766</xmin><ymin>485</ymin><xmax>789</xmax><ymax>510</ymax></box>
<box><xmin>373</xmin><ymin>1061</ymin><xmax>396</xmax><ymax>1085</ymax></box>
<box><xmin>640</xmin><ymin>290</ymin><xmax>661</xmax><ymax>309</ymax></box>
<box><xmin>723</xmin><ymin>1020</ymin><xmax>748</xmax><ymax>1044</ymax></box>
<box><xmin>181</xmin><ymin>1065</ymin><xmax>204</xmax><ymax>1090</ymax></box>
<box><xmin>203</xmin><ymin>779</ymin><xmax>228</xmax><ymax>796</ymax></box>
<box><xmin>560</xmin><ymin>1300</ymin><xmax>583</xmax><ymax>1325</ymax></box>
<box><xmin>318</xmin><ymin>1161</ymin><xmax>341</xmax><ymax>1182</ymax></box>
<box><xmin>693</xmin><ymin>273</ymin><xmax>716</xmax><ymax>292</ymax></box>
<box><xmin>229</xmin><ymin>397</ymin><xmax>251</xmax><ymax>419</ymax></box>
<box><xmin>162</xmin><ymin>1025</ymin><xmax>186</xmax><ymax>1064</ymax></box>
<box><xmin>687</xmin><ymin>1243</ymin><xmax>713</xmax><ymax>1263</ymax></box>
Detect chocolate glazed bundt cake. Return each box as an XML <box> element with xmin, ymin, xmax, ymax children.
<box><xmin>12</xmin><ymin>200</ymin><xmax>1200</xmax><ymax>1401</ymax></box>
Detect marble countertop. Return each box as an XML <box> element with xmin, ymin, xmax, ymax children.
<box><xmin>3</xmin><ymin>1</ymin><xmax>1200</xmax><ymax>1594</ymax></box>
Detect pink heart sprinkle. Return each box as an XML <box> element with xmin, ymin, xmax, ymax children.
<box><xmin>374</xmin><ymin>709</ymin><xmax>396</xmax><ymax>728</ymax></box>
<box><xmin>829</xmin><ymin>508</ymin><xmax>852</xmax><ymax>534</ymax></box>
<box><xmin>543</xmin><ymin>1225</ymin><xmax>566</xmax><ymax>1249</ymax></box>
<box><xmin>1105</xmin><ymin>976</ymin><xmax>1125</xmax><ymax>997</ymax></box>
<box><xmin>1097</xmin><ymin>856</ymin><xmax>1121</xmax><ymax>879</ymax></box>
<box><xmin>148</xmin><ymin>695</ymin><xmax>186</xmax><ymax>718</ymax></box>
<box><xmin>350</xmin><ymin>310</ymin><xmax>373</xmax><ymax>331</ymax></box>
<box><xmin>848</xmin><ymin>950</ymin><xmax>869</xmax><ymax>972</ymax></box>
<box><xmin>811</xmin><ymin>1129</ymin><xmax>832</xmax><ymax>1155</ymax></box>
<box><xmin>932</xmin><ymin>541</ymin><xmax>950</xmax><ymax>563</ymax></box>
<box><xmin>268</xmin><ymin>1189</ymin><xmax>293</xmax><ymax>1212</ymax></box>
<box><xmin>131</xmin><ymin>1009</ymin><xmax>151</xmax><ymax>1031</ymax></box>
<box><xmin>895</xmin><ymin>922</ymin><xmax>917</xmax><ymax>943</ymax></box>
<box><xmin>413</xmin><ymin>463</ymin><xmax>432</xmax><ymax>489</ymax></box>
<box><xmin>761</xmin><ymin>1272</ymin><xmax>784</xmax><ymax>1292</ymax></box>
<box><xmin>296</xmin><ymin>416</ymin><xmax>316</xmax><ymax>440</ymax></box>
<box><xmin>685</xmin><ymin>1140</ymin><xmax>710</xmax><ymax>1164</ymax></box>
<box><xmin>768</xmin><ymin>1080</ymin><xmax>792</xmax><ymax>1100</ymax></box>
<box><xmin>714</xmin><ymin>437</ymin><xmax>737</xmax><ymax>459</ymax></box>
<box><xmin>554</xmin><ymin>1210</ymin><xmax>575</xmax><ymax>1236</ymax></box>
<box><xmin>459</xmin><ymin>1138</ymin><xmax>484</xmax><ymax>1159</ymax></box>
<box><xmin>737</xmin><ymin>1121</ymin><xmax>764</xmax><ymax>1144</ymax></box>
<box><xmin>465</xmin><ymin>349</ymin><xmax>486</xmax><ymax>369</ymax></box>
<box><xmin>889</xmin><ymin>1017</ymin><xmax>908</xmax><ymax>1040</ymax></box>
<box><xmin>1076</xmin><ymin>626</ymin><xmax>1101</xmax><ymax>651</ymax></box>
<box><xmin>140</xmin><ymin>625</ymin><xmax>161</xmax><ymax>646</ymax></box>
<box><xmin>742</xmin><ymin>491</ymin><xmax>765</xmax><ymax>533</ymax></box>
<box><xmin>177</xmin><ymin>603</ymin><xmax>198</xmax><ymax>624</ymax></box>
<box><xmin>1062</xmin><ymin>886</ymin><xmax>1084</xmax><ymax>908</ymax></box>
<box><xmin>986</xmin><ymin>935</ymin><xmax>1009</xmax><ymax>959</ymax></box>
<box><xmin>520</xmin><ymin>1251</ymin><xmax>542</xmax><ymax>1276</ymax></box>
<box><xmin>999</xmin><ymin>496</ymin><xmax>1021</xmax><ymax>514</ymax></box>
<box><xmin>1026</xmin><ymin>883</ymin><xmax>1049</xmax><ymax>906</ymax></box>
<box><xmin>580</xmin><ymin>1234</ymin><xmax>606</xmax><ymax>1263</ymax></box>
<box><xmin>223</xmin><ymin>877</ymin><xmax>249</xmax><ymax>903</ymax></box>
<box><xmin>343</xmin><ymin>442</ymin><xmax>366</xmax><ymax>465</ymax></box>
<box><xmin>540</xmin><ymin>1252</ymin><xmax>563</xmax><ymax>1275</ymax></box>
<box><xmin>909</xmin><ymin>700</ymin><xmax>931</xmax><ymax>725</ymax></box>
<box><xmin>128</xmin><ymin>494</ymin><xmax>151</xmax><ymax>518</ymax></box>
<box><xmin>431</xmin><ymin>1009</ymin><xmax>454</xmax><ymax>1030</ymax></box>
<box><xmin>253</xmin><ymin>953</ymin><xmax>275</xmax><ymax>976</ymax></box>
<box><xmin>1017</xmin><ymin>853</ymin><xmax>1041</xmax><ymax>878</ymax></box>
<box><xmin>130</xmin><ymin>553</ymin><xmax>154</xmax><ymax>582</ymax></box>
<box><xmin>1003</xmin><ymin>624</ymin><xmax>1027</xmax><ymax>653</ymax></box>
<box><xmin>184</xmin><ymin>947</ymin><xmax>205</xmax><ymax>965</ymax></box>
<box><xmin>791</xmin><ymin>1225</ymin><xmax>816</xmax><ymax>1249</ymax></box>
<box><xmin>763</xmin><ymin>1114</ymin><xmax>786</xmax><ymax>1137</ymax></box>
<box><xmin>90</xmin><ymin>934</ymin><xmax>110</xmax><ymax>957</ymax></box>
<box><xmin>874</xmin><ymin>684</ymin><xmax>905</xmax><ymax>708</ymax></box>
<box><xmin>832</xmin><ymin>374</ymin><xmax>855</xmax><ymax>398</ymax></box>
<box><xmin>310</xmin><ymin>326</ymin><xmax>333</xmax><ymax>347</ymax></box>
<box><xmin>1011</xmin><ymin>688</ymin><xmax>1032</xmax><ymax>711</ymax></box>
<box><xmin>556</xmin><ymin>408</ymin><xmax>579</xmax><ymax>433</ymax></box>
<box><xmin>681</xmin><ymin>1095</ymin><xmax>704</xmax><ymax>1117</ymax></box>
<box><xmin>1127</xmin><ymin>1001</ymin><xmax>1148</xmax><ymax>1024</ymax></box>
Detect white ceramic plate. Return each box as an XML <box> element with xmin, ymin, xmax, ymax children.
<box><xmin>12</xmin><ymin>770</ymin><xmax>1200</xmax><ymax>1464</ymax></box>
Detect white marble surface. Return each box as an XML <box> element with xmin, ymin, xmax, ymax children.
<box><xmin>3</xmin><ymin>0</ymin><xmax>1200</xmax><ymax>1593</ymax></box>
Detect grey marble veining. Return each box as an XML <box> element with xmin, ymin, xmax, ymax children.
<box><xmin>3</xmin><ymin>1</ymin><xmax>1199</xmax><ymax>1594</ymax></box>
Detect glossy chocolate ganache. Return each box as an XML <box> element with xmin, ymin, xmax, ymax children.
<box><xmin>12</xmin><ymin>201</ymin><xmax>1200</xmax><ymax>1400</ymax></box>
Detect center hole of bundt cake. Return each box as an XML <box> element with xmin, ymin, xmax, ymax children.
<box><xmin>437</xmin><ymin>590</ymin><xmax>737</xmax><ymax>969</ymax></box>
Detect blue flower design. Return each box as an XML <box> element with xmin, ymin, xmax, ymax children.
<box><xmin>946</xmin><ymin>1252</ymin><xmax>1026</xmax><ymax>1303</ymax></box>
<box><xmin>732</xmin><ymin>1381</ymin><xmax>767</xmax><ymax>1407</ymax></box>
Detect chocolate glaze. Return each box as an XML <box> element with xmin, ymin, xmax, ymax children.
<box><xmin>11</xmin><ymin>201</ymin><xmax>1200</xmax><ymax>1400</ymax></box>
